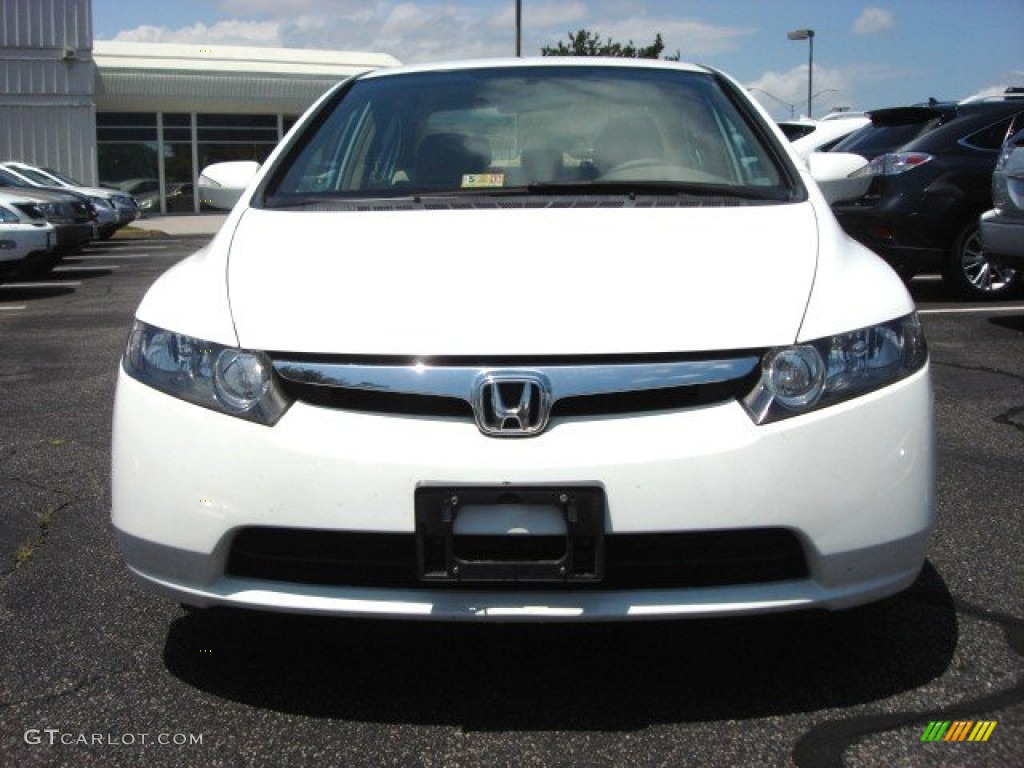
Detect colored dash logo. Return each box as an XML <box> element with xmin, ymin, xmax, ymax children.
<box><xmin>920</xmin><ymin>721</ymin><xmax>997</xmax><ymax>742</ymax></box>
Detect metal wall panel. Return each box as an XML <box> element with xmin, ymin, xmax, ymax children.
<box><xmin>0</xmin><ymin>0</ymin><xmax>96</xmax><ymax>182</ymax></box>
<box><xmin>1</xmin><ymin>105</ymin><xmax>96</xmax><ymax>183</ymax></box>
<box><xmin>1</xmin><ymin>57</ymin><xmax>94</xmax><ymax>99</ymax></box>
<box><xmin>96</xmin><ymin>71</ymin><xmax>341</xmax><ymax>114</ymax></box>
<box><xmin>0</xmin><ymin>0</ymin><xmax>92</xmax><ymax>49</ymax></box>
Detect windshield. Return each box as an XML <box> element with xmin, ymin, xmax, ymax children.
<box><xmin>265</xmin><ymin>66</ymin><xmax>790</xmax><ymax>204</ymax></box>
<box><xmin>0</xmin><ymin>167</ymin><xmax>31</xmax><ymax>187</ymax></box>
<box><xmin>11</xmin><ymin>166</ymin><xmax>58</xmax><ymax>186</ymax></box>
<box><xmin>42</xmin><ymin>168</ymin><xmax>83</xmax><ymax>186</ymax></box>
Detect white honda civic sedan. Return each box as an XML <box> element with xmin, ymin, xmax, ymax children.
<box><xmin>112</xmin><ymin>59</ymin><xmax>934</xmax><ymax>620</ymax></box>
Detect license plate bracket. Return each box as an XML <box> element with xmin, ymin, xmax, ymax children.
<box><xmin>415</xmin><ymin>485</ymin><xmax>605</xmax><ymax>583</ymax></box>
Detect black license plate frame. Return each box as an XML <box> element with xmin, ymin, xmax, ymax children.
<box><xmin>415</xmin><ymin>485</ymin><xmax>606</xmax><ymax>584</ymax></box>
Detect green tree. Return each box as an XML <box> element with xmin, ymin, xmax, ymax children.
<box><xmin>541</xmin><ymin>29</ymin><xmax>680</xmax><ymax>60</ymax></box>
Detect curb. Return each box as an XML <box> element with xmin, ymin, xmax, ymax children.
<box><xmin>111</xmin><ymin>228</ymin><xmax>171</xmax><ymax>240</ymax></box>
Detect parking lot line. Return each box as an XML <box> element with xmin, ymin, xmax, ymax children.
<box><xmin>52</xmin><ymin>264</ymin><xmax>121</xmax><ymax>272</ymax></box>
<box><xmin>69</xmin><ymin>252</ymin><xmax>153</xmax><ymax>260</ymax></box>
<box><xmin>0</xmin><ymin>281</ymin><xmax>82</xmax><ymax>288</ymax></box>
<box><xmin>0</xmin><ymin>305</ymin><xmax>27</xmax><ymax>311</ymax></box>
<box><xmin>918</xmin><ymin>306</ymin><xmax>1024</xmax><ymax>315</ymax></box>
<box><xmin>91</xmin><ymin>244</ymin><xmax>172</xmax><ymax>250</ymax></box>
<box><xmin>93</xmin><ymin>241</ymin><xmax>177</xmax><ymax>249</ymax></box>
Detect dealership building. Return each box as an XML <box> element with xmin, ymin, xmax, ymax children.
<box><xmin>1</xmin><ymin>0</ymin><xmax>399</xmax><ymax>213</ymax></box>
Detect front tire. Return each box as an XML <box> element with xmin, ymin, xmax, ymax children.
<box><xmin>944</xmin><ymin>222</ymin><xmax>1021</xmax><ymax>300</ymax></box>
<box><xmin>15</xmin><ymin>250</ymin><xmax>62</xmax><ymax>278</ymax></box>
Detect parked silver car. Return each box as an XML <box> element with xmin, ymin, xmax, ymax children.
<box><xmin>980</xmin><ymin>127</ymin><xmax>1024</xmax><ymax>269</ymax></box>
<box><xmin>1</xmin><ymin>161</ymin><xmax>139</xmax><ymax>238</ymax></box>
<box><xmin>0</xmin><ymin>167</ymin><xmax>95</xmax><ymax>262</ymax></box>
<box><xmin>0</xmin><ymin>191</ymin><xmax>57</xmax><ymax>278</ymax></box>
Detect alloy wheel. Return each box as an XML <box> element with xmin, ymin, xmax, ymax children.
<box><xmin>954</xmin><ymin>225</ymin><xmax>1019</xmax><ymax>298</ymax></box>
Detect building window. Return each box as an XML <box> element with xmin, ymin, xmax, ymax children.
<box><xmin>97</xmin><ymin>113</ymin><xmax>159</xmax><ymax>202</ymax></box>
<box><xmin>98</xmin><ymin>111</ymin><xmax>289</xmax><ymax>213</ymax></box>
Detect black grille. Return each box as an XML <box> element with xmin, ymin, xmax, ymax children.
<box><xmin>70</xmin><ymin>201</ymin><xmax>94</xmax><ymax>222</ymax></box>
<box><xmin>279</xmin><ymin>383</ymin><xmax>472</xmax><ymax>418</ymax></box>
<box><xmin>277</xmin><ymin>373</ymin><xmax>758</xmax><ymax>420</ymax></box>
<box><xmin>554</xmin><ymin>376</ymin><xmax>757</xmax><ymax>417</ymax></box>
<box><xmin>226</xmin><ymin>527</ymin><xmax>808</xmax><ymax>590</ymax></box>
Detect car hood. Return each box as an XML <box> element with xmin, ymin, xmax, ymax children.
<box><xmin>0</xmin><ymin>186</ymin><xmax>80</xmax><ymax>204</ymax></box>
<box><xmin>72</xmin><ymin>185</ymin><xmax>126</xmax><ymax>200</ymax></box>
<box><xmin>226</xmin><ymin>204</ymin><xmax>819</xmax><ymax>356</ymax></box>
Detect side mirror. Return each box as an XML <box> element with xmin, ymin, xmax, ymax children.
<box><xmin>807</xmin><ymin>152</ymin><xmax>872</xmax><ymax>205</ymax></box>
<box><xmin>197</xmin><ymin>161</ymin><xmax>261</xmax><ymax>210</ymax></box>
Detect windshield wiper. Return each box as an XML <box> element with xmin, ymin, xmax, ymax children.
<box><xmin>264</xmin><ymin>193</ymin><xmax>422</xmax><ymax>209</ymax></box>
<box><xmin>523</xmin><ymin>181</ymin><xmax>787</xmax><ymax>200</ymax></box>
<box><xmin>263</xmin><ymin>182</ymin><xmax>789</xmax><ymax>209</ymax></box>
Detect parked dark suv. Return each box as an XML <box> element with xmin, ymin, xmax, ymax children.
<box><xmin>830</xmin><ymin>92</ymin><xmax>1024</xmax><ymax>299</ymax></box>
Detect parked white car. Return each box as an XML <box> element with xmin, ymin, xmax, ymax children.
<box><xmin>0</xmin><ymin>192</ymin><xmax>56</xmax><ymax>274</ymax></box>
<box><xmin>198</xmin><ymin>161</ymin><xmax>262</xmax><ymax>210</ymax></box>
<box><xmin>113</xmin><ymin>59</ymin><xmax>934</xmax><ymax>621</ymax></box>
<box><xmin>780</xmin><ymin>114</ymin><xmax>870</xmax><ymax>160</ymax></box>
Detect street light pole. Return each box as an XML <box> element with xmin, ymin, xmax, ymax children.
<box><xmin>516</xmin><ymin>0</ymin><xmax>522</xmax><ymax>57</ymax></box>
<box><xmin>748</xmin><ymin>88</ymin><xmax>796</xmax><ymax>120</ymax></box>
<box><xmin>787</xmin><ymin>28</ymin><xmax>815</xmax><ymax>117</ymax></box>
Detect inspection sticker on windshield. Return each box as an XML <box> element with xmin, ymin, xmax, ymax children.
<box><xmin>461</xmin><ymin>173</ymin><xmax>505</xmax><ymax>189</ymax></box>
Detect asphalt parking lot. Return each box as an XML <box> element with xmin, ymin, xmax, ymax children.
<box><xmin>1</xmin><ymin>234</ymin><xmax>1021</xmax><ymax>767</ymax></box>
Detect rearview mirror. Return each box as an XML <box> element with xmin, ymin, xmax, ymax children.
<box><xmin>807</xmin><ymin>152</ymin><xmax>872</xmax><ymax>205</ymax></box>
<box><xmin>197</xmin><ymin>161</ymin><xmax>261</xmax><ymax>211</ymax></box>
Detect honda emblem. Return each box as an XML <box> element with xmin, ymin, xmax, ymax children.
<box><xmin>472</xmin><ymin>372</ymin><xmax>552</xmax><ymax>436</ymax></box>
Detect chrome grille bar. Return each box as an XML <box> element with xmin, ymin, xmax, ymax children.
<box><xmin>272</xmin><ymin>357</ymin><xmax>760</xmax><ymax>404</ymax></box>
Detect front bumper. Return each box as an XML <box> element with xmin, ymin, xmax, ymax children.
<box><xmin>52</xmin><ymin>221</ymin><xmax>94</xmax><ymax>253</ymax></box>
<box><xmin>114</xmin><ymin>205</ymin><xmax>140</xmax><ymax>226</ymax></box>
<box><xmin>0</xmin><ymin>225</ymin><xmax>52</xmax><ymax>264</ymax></box>
<box><xmin>111</xmin><ymin>365</ymin><xmax>935</xmax><ymax>620</ymax></box>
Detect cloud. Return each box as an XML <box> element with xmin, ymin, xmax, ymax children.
<box><xmin>747</xmin><ymin>66</ymin><xmax>851</xmax><ymax>119</ymax></box>
<box><xmin>105</xmin><ymin>2</ymin><xmax>752</xmax><ymax>64</ymax></box>
<box><xmin>214</xmin><ymin>0</ymin><xmax>361</xmax><ymax>17</ymax></box>
<box><xmin>509</xmin><ymin>2</ymin><xmax>589</xmax><ymax>29</ymax></box>
<box><xmin>114</xmin><ymin>20</ymin><xmax>282</xmax><ymax>47</ymax></box>
<box><xmin>592</xmin><ymin>17</ymin><xmax>753</xmax><ymax>58</ymax></box>
<box><xmin>853</xmin><ymin>7</ymin><xmax>894</xmax><ymax>36</ymax></box>
<box><xmin>960</xmin><ymin>84</ymin><xmax>1011</xmax><ymax>102</ymax></box>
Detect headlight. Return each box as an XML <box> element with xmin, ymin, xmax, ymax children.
<box><xmin>743</xmin><ymin>313</ymin><xmax>927</xmax><ymax>424</ymax></box>
<box><xmin>122</xmin><ymin>320</ymin><xmax>291</xmax><ymax>425</ymax></box>
<box><xmin>89</xmin><ymin>196</ymin><xmax>113</xmax><ymax>209</ymax></box>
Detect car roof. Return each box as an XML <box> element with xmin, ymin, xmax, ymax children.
<box><xmin>866</xmin><ymin>105</ymin><xmax>956</xmax><ymax>125</ymax></box>
<box><xmin>837</xmin><ymin>98</ymin><xmax>1024</xmax><ymax>156</ymax></box>
<box><xmin>900</xmin><ymin>101</ymin><xmax>1024</xmax><ymax>149</ymax></box>
<box><xmin>357</xmin><ymin>57</ymin><xmax>712</xmax><ymax>81</ymax></box>
<box><xmin>867</xmin><ymin>99</ymin><xmax>1023</xmax><ymax>125</ymax></box>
